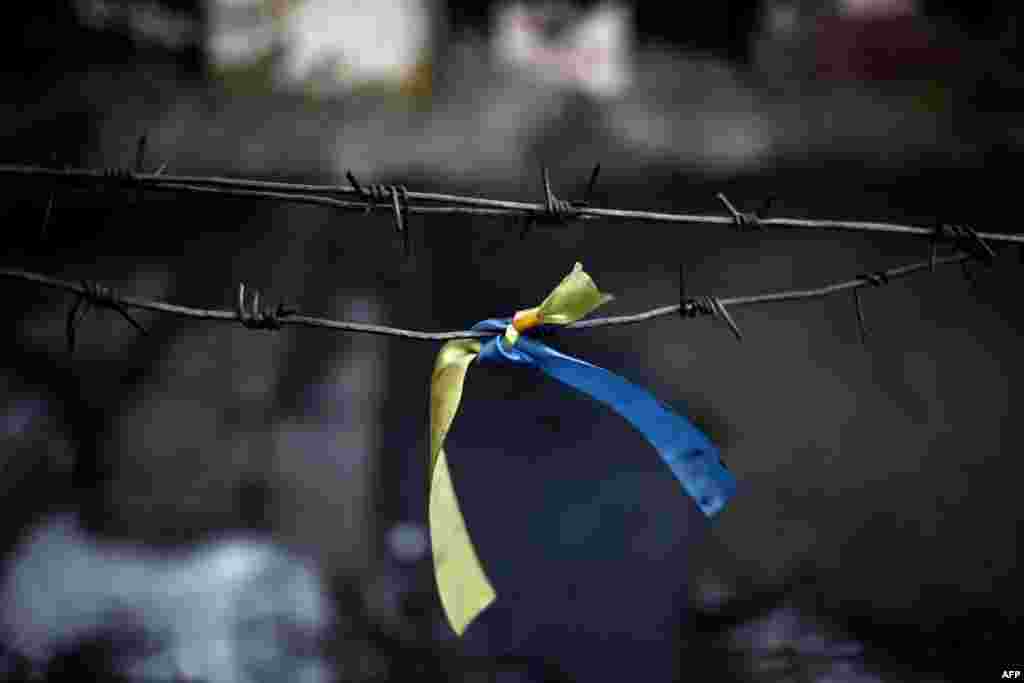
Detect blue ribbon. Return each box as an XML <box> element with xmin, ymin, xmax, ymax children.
<box><xmin>472</xmin><ymin>318</ymin><xmax>736</xmax><ymax>518</ymax></box>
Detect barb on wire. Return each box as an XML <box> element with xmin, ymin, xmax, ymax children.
<box><xmin>3</xmin><ymin>163</ymin><xmax>1023</xmax><ymax>248</ymax></box>
<box><xmin>678</xmin><ymin>263</ymin><xmax>743</xmax><ymax>342</ymax></box>
<box><xmin>583</xmin><ymin>163</ymin><xmax>601</xmax><ymax>204</ymax></box>
<box><xmin>0</xmin><ymin>249</ymin><xmax>995</xmax><ymax>346</ymax></box>
<box><xmin>521</xmin><ymin>165</ymin><xmax>581</xmax><ymax>240</ymax></box>
<box><xmin>681</xmin><ymin>295</ymin><xmax>744</xmax><ymax>342</ymax></box>
<box><xmin>934</xmin><ymin>224</ymin><xmax>995</xmax><ymax>266</ymax></box>
<box><xmin>65</xmin><ymin>296</ymin><xmax>88</xmax><ymax>354</ymax></box>
<box><xmin>39</xmin><ymin>154</ymin><xmax>61</xmax><ymax>240</ymax></box>
<box><xmin>40</xmin><ymin>193</ymin><xmax>56</xmax><ymax>240</ymax></box>
<box><xmin>135</xmin><ymin>134</ymin><xmax>148</xmax><ymax>175</ymax></box>
<box><xmin>134</xmin><ymin>133</ymin><xmax>168</xmax><ymax>201</ymax></box>
<box><xmin>853</xmin><ymin>289</ymin><xmax>868</xmax><ymax>344</ymax></box>
<box><xmin>857</xmin><ymin>271</ymin><xmax>890</xmax><ymax>287</ymax></box>
<box><xmin>391</xmin><ymin>185</ymin><xmax>411</xmax><ymax>257</ymax></box>
<box><xmin>65</xmin><ymin>279</ymin><xmax>148</xmax><ymax>353</ymax></box>
<box><xmin>716</xmin><ymin>193</ymin><xmax>762</xmax><ymax>232</ymax></box>
<box><xmin>346</xmin><ymin>172</ymin><xmax>412</xmax><ymax>257</ymax></box>
<box><xmin>346</xmin><ymin>170</ymin><xmax>387</xmax><ymax>216</ymax></box>
<box><xmin>135</xmin><ymin>134</ymin><xmax>146</xmax><ymax>206</ymax></box>
<box><xmin>851</xmin><ymin>270</ymin><xmax>889</xmax><ymax>344</ymax></box>
<box><xmin>344</xmin><ymin>170</ymin><xmax>365</xmax><ymax>202</ymax></box>
<box><xmin>235</xmin><ymin>283</ymin><xmax>296</xmax><ymax>330</ymax></box>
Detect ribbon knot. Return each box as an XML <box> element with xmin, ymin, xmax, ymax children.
<box><xmin>428</xmin><ymin>263</ymin><xmax>736</xmax><ymax>636</ymax></box>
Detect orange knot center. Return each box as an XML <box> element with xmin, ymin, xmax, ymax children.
<box><xmin>511</xmin><ymin>307</ymin><xmax>541</xmax><ymax>333</ymax></box>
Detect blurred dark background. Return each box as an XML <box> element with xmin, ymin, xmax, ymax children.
<box><xmin>1</xmin><ymin>1</ymin><xmax>1021</xmax><ymax>682</ymax></box>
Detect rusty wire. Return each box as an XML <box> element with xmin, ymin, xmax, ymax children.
<box><xmin>1</xmin><ymin>154</ymin><xmax>1017</xmax><ymax>346</ymax></box>
<box><xmin>2</xmin><ymin>163</ymin><xmax>1023</xmax><ymax>247</ymax></box>
<box><xmin>0</xmin><ymin>249</ymin><xmax>987</xmax><ymax>345</ymax></box>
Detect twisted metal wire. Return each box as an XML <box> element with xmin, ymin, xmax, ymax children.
<box><xmin>0</xmin><ymin>250</ymin><xmax>987</xmax><ymax>344</ymax></box>
<box><xmin>3</xmin><ymin>163</ymin><xmax>1022</xmax><ymax>246</ymax></box>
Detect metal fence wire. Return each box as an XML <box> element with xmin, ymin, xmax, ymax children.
<box><xmin>1</xmin><ymin>155</ymin><xmax>1021</xmax><ymax>349</ymax></box>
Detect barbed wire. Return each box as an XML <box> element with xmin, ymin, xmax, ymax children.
<box><xmin>2</xmin><ymin>163</ymin><xmax>1022</xmax><ymax>253</ymax></box>
<box><xmin>0</xmin><ymin>249</ymin><xmax>989</xmax><ymax>349</ymax></box>
<box><xmin>2</xmin><ymin>147</ymin><xmax>1017</xmax><ymax>347</ymax></box>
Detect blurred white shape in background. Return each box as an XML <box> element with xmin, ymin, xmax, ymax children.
<box><xmin>729</xmin><ymin>605</ymin><xmax>880</xmax><ymax>682</ymax></box>
<box><xmin>768</xmin><ymin>2</ymin><xmax>799</xmax><ymax>35</ymax></box>
<box><xmin>207</xmin><ymin>0</ymin><xmax>280</xmax><ymax>66</ymax></box>
<box><xmin>278</xmin><ymin>0</ymin><xmax>432</xmax><ymax>88</ymax></box>
<box><xmin>494</xmin><ymin>1</ymin><xmax>632</xmax><ymax>98</ymax></box>
<box><xmin>0</xmin><ymin>514</ymin><xmax>333</xmax><ymax>683</ymax></box>
<box><xmin>208</xmin><ymin>0</ymin><xmax>435</xmax><ymax>97</ymax></box>
<box><xmin>386</xmin><ymin>521</ymin><xmax>428</xmax><ymax>564</ymax></box>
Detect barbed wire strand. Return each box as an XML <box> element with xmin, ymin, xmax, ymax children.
<box><xmin>0</xmin><ymin>250</ymin><xmax>985</xmax><ymax>344</ymax></box>
<box><xmin>2</xmin><ymin>164</ymin><xmax>1022</xmax><ymax>246</ymax></box>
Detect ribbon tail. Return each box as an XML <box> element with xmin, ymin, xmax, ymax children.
<box><xmin>428</xmin><ymin>339</ymin><xmax>495</xmax><ymax>635</ymax></box>
<box><xmin>430</xmin><ymin>447</ymin><xmax>497</xmax><ymax>635</ymax></box>
<box><xmin>512</xmin><ymin>337</ymin><xmax>737</xmax><ymax>518</ymax></box>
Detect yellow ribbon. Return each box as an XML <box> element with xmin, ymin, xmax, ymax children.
<box><xmin>428</xmin><ymin>263</ymin><xmax>614</xmax><ymax>635</ymax></box>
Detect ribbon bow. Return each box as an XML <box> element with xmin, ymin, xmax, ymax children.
<box><xmin>429</xmin><ymin>263</ymin><xmax>736</xmax><ymax>635</ymax></box>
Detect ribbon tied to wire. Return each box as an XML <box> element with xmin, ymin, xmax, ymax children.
<box><xmin>428</xmin><ymin>263</ymin><xmax>737</xmax><ymax>636</ymax></box>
